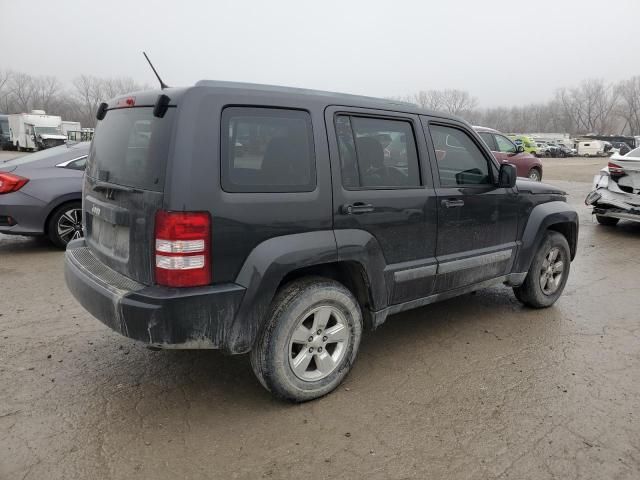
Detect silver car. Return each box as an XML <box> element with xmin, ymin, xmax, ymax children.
<box><xmin>0</xmin><ymin>142</ymin><xmax>89</xmax><ymax>247</ymax></box>
<box><xmin>585</xmin><ymin>146</ymin><xmax>640</xmax><ymax>225</ymax></box>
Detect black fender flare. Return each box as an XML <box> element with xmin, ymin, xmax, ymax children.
<box><xmin>226</xmin><ymin>231</ymin><xmax>338</xmax><ymax>353</ymax></box>
<box><xmin>514</xmin><ymin>201</ymin><xmax>578</xmax><ymax>273</ymax></box>
<box><xmin>333</xmin><ymin>229</ymin><xmax>388</xmax><ymax>311</ymax></box>
<box><xmin>224</xmin><ymin>229</ymin><xmax>389</xmax><ymax>354</ymax></box>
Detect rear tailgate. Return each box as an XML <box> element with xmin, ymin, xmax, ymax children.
<box><xmin>84</xmin><ymin>103</ymin><xmax>176</xmax><ymax>285</ymax></box>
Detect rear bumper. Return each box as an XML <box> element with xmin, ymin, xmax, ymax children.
<box><xmin>65</xmin><ymin>238</ymin><xmax>245</xmax><ymax>349</ymax></box>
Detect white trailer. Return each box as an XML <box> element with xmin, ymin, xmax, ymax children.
<box><xmin>577</xmin><ymin>140</ymin><xmax>606</xmax><ymax>156</ymax></box>
<box><xmin>61</xmin><ymin>121</ymin><xmax>82</xmax><ymax>138</ymax></box>
<box><xmin>8</xmin><ymin>110</ymin><xmax>66</xmax><ymax>151</ymax></box>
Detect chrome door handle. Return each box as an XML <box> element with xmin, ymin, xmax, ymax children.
<box><xmin>342</xmin><ymin>202</ymin><xmax>375</xmax><ymax>215</ymax></box>
<box><xmin>441</xmin><ymin>199</ymin><xmax>465</xmax><ymax>208</ymax></box>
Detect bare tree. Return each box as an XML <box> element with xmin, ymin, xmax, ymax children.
<box><xmin>439</xmin><ymin>89</ymin><xmax>478</xmax><ymax>116</ymax></box>
<box><xmin>0</xmin><ymin>69</ymin><xmax>12</xmax><ymax>112</ymax></box>
<box><xmin>72</xmin><ymin>75</ymin><xmax>106</xmax><ymax>127</ymax></box>
<box><xmin>72</xmin><ymin>75</ymin><xmax>149</xmax><ymax>127</ymax></box>
<box><xmin>32</xmin><ymin>76</ymin><xmax>62</xmax><ymax>112</ymax></box>
<box><xmin>616</xmin><ymin>76</ymin><xmax>640</xmax><ymax>135</ymax></box>
<box><xmin>557</xmin><ymin>79</ymin><xmax>618</xmax><ymax>134</ymax></box>
<box><xmin>9</xmin><ymin>72</ymin><xmax>37</xmax><ymax>113</ymax></box>
<box><xmin>409</xmin><ymin>90</ymin><xmax>443</xmax><ymax>111</ymax></box>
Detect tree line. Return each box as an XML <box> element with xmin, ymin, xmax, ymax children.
<box><xmin>400</xmin><ymin>77</ymin><xmax>640</xmax><ymax>136</ymax></box>
<box><xmin>1</xmin><ymin>68</ymin><xmax>639</xmax><ymax>136</ymax></box>
<box><xmin>0</xmin><ymin>69</ymin><xmax>149</xmax><ymax>128</ymax></box>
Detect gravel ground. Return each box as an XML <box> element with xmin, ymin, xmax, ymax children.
<box><xmin>1</xmin><ymin>152</ymin><xmax>639</xmax><ymax>479</ymax></box>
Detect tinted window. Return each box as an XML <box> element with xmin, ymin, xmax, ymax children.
<box><xmin>221</xmin><ymin>107</ymin><xmax>315</xmax><ymax>193</ymax></box>
<box><xmin>336</xmin><ymin>115</ymin><xmax>420</xmax><ymax>188</ymax></box>
<box><xmin>495</xmin><ymin>134</ymin><xmax>517</xmax><ymax>153</ymax></box>
<box><xmin>478</xmin><ymin>132</ymin><xmax>497</xmax><ymax>150</ymax></box>
<box><xmin>430</xmin><ymin>125</ymin><xmax>492</xmax><ymax>186</ymax></box>
<box><xmin>87</xmin><ymin>107</ymin><xmax>175</xmax><ymax>191</ymax></box>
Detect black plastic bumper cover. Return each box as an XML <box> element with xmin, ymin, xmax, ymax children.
<box><xmin>64</xmin><ymin>239</ymin><xmax>245</xmax><ymax>349</ymax></box>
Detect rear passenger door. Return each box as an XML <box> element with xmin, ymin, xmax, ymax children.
<box><xmin>326</xmin><ymin>107</ymin><xmax>438</xmax><ymax>305</ymax></box>
<box><xmin>423</xmin><ymin>119</ymin><xmax>519</xmax><ymax>292</ymax></box>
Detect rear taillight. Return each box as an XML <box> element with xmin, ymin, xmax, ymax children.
<box><xmin>154</xmin><ymin>210</ymin><xmax>211</xmax><ymax>287</ymax></box>
<box><xmin>0</xmin><ymin>173</ymin><xmax>29</xmax><ymax>194</ymax></box>
<box><xmin>608</xmin><ymin>161</ymin><xmax>625</xmax><ymax>176</ymax></box>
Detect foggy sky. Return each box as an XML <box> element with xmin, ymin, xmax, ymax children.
<box><xmin>2</xmin><ymin>0</ymin><xmax>639</xmax><ymax>107</ymax></box>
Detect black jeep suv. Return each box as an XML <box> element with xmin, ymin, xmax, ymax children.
<box><xmin>65</xmin><ymin>81</ymin><xmax>578</xmax><ymax>401</ymax></box>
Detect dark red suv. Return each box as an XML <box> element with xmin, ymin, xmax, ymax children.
<box><xmin>474</xmin><ymin>126</ymin><xmax>543</xmax><ymax>181</ymax></box>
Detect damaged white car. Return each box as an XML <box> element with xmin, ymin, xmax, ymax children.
<box><xmin>585</xmin><ymin>147</ymin><xmax>640</xmax><ymax>225</ymax></box>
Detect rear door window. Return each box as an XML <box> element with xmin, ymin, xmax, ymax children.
<box><xmin>221</xmin><ymin>107</ymin><xmax>316</xmax><ymax>193</ymax></box>
<box><xmin>336</xmin><ymin>115</ymin><xmax>421</xmax><ymax>189</ymax></box>
<box><xmin>87</xmin><ymin>107</ymin><xmax>175</xmax><ymax>191</ymax></box>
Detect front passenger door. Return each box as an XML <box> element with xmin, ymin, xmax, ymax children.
<box><xmin>423</xmin><ymin>120</ymin><xmax>519</xmax><ymax>292</ymax></box>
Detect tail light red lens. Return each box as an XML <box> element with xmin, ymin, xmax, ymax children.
<box><xmin>154</xmin><ymin>210</ymin><xmax>211</xmax><ymax>287</ymax></box>
<box><xmin>608</xmin><ymin>162</ymin><xmax>625</xmax><ymax>176</ymax></box>
<box><xmin>0</xmin><ymin>173</ymin><xmax>29</xmax><ymax>194</ymax></box>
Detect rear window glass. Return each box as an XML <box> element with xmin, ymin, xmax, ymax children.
<box><xmin>221</xmin><ymin>107</ymin><xmax>316</xmax><ymax>193</ymax></box>
<box><xmin>626</xmin><ymin>147</ymin><xmax>640</xmax><ymax>157</ymax></box>
<box><xmin>86</xmin><ymin>107</ymin><xmax>175</xmax><ymax>191</ymax></box>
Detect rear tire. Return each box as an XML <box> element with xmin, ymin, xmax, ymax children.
<box><xmin>47</xmin><ymin>202</ymin><xmax>83</xmax><ymax>248</ymax></box>
<box><xmin>513</xmin><ymin>231</ymin><xmax>570</xmax><ymax>308</ymax></box>
<box><xmin>596</xmin><ymin>215</ymin><xmax>619</xmax><ymax>226</ymax></box>
<box><xmin>250</xmin><ymin>277</ymin><xmax>363</xmax><ymax>402</ymax></box>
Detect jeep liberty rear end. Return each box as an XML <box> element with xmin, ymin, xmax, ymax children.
<box><xmin>66</xmin><ymin>81</ymin><xmax>578</xmax><ymax>402</ymax></box>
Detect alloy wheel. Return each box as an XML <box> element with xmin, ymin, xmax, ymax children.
<box><xmin>539</xmin><ymin>247</ymin><xmax>564</xmax><ymax>295</ymax></box>
<box><xmin>288</xmin><ymin>305</ymin><xmax>350</xmax><ymax>381</ymax></box>
<box><xmin>57</xmin><ymin>208</ymin><xmax>83</xmax><ymax>245</ymax></box>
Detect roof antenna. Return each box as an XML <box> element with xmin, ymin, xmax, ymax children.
<box><xmin>143</xmin><ymin>51</ymin><xmax>169</xmax><ymax>89</ymax></box>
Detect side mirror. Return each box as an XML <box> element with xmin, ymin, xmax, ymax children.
<box><xmin>516</xmin><ymin>145</ymin><xmax>525</xmax><ymax>153</ymax></box>
<box><xmin>498</xmin><ymin>163</ymin><xmax>517</xmax><ymax>188</ymax></box>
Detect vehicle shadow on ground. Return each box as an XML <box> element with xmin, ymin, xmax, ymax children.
<box><xmin>87</xmin><ymin>284</ymin><xmax>554</xmax><ymax>416</ymax></box>
<box><xmin>0</xmin><ymin>235</ymin><xmax>60</xmax><ymax>254</ymax></box>
<box><xmin>590</xmin><ymin>220</ymin><xmax>640</xmax><ymax>239</ymax></box>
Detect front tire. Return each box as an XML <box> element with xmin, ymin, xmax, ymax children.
<box><xmin>250</xmin><ymin>277</ymin><xmax>363</xmax><ymax>402</ymax></box>
<box><xmin>596</xmin><ymin>215</ymin><xmax>619</xmax><ymax>226</ymax></box>
<box><xmin>47</xmin><ymin>202</ymin><xmax>83</xmax><ymax>248</ymax></box>
<box><xmin>513</xmin><ymin>231</ymin><xmax>570</xmax><ymax>308</ymax></box>
<box><xmin>528</xmin><ymin>167</ymin><xmax>542</xmax><ymax>181</ymax></box>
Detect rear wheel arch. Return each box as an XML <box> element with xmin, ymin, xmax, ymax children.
<box><xmin>43</xmin><ymin>197</ymin><xmax>82</xmax><ymax>235</ymax></box>
<box><xmin>278</xmin><ymin>261</ymin><xmax>375</xmax><ymax>329</ymax></box>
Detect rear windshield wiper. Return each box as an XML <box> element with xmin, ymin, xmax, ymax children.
<box><xmin>92</xmin><ymin>181</ymin><xmax>139</xmax><ymax>193</ymax></box>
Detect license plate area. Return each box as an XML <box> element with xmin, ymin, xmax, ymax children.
<box><xmin>86</xmin><ymin>214</ymin><xmax>130</xmax><ymax>261</ymax></box>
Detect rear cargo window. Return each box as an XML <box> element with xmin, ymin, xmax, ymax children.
<box><xmin>87</xmin><ymin>107</ymin><xmax>175</xmax><ymax>192</ymax></box>
<box><xmin>221</xmin><ymin>107</ymin><xmax>316</xmax><ymax>193</ymax></box>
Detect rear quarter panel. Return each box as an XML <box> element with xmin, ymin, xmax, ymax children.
<box><xmin>164</xmin><ymin>86</ymin><xmax>334</xmax><ymax>284</ymax></box>
<box><xmin>16</xmin><ymin>166</ymin><xmax>83</xmax><ymax>230</ymax></box>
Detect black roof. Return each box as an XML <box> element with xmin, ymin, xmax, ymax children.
<box><xmin>107</xmin><ymin>80</ymin><xmax>461</xmax><ymax>123</ymax></box>
<box><xmin>192</xmin><ymin>80</ymin><xmax>455</xmax><ymax>120</ymax></box>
